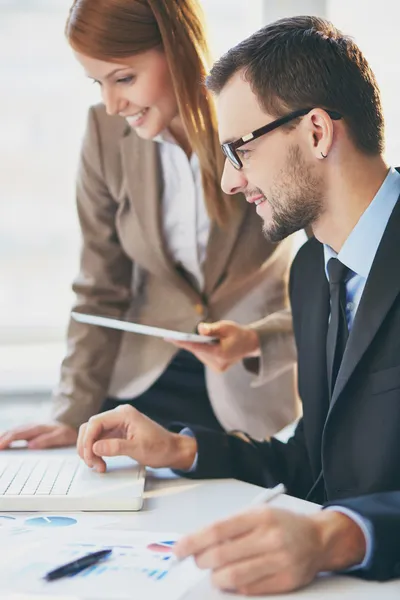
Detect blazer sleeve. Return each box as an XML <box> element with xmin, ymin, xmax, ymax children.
<box><xmin>51</xmin><ymin>107</ymin><xmax>133</xmax><ymax>429</ymax></box>
<box><xmin>172</xmin><ymin>417</ymin><xmax>313</xmax><ymax>499</ymax></box>
<box><xmin>243</xmin><ymin>308</ymin><xmax>297</xmax><ymax>386</ymax></box>
<box><xmin>325</xmin><ymin>492</ymin><xmax>400</xmax><ymax>581</ymax></box>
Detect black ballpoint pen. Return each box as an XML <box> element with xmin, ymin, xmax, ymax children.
<box><xmin>43</xmin><ymin>548</ymin><xmax>113</xmax><ymax>582</ymax></box>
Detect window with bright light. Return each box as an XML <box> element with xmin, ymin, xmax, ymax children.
<box><xmin>328</xmin><ymin>1</ymin><xmax>400</xmax><ymax>164</ymax></box>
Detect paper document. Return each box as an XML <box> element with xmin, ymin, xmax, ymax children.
<box><xmin>71</xmin><ymin>312</ymin><xmax>217</xmax><ymax>344</ymax></box>
<box><xmin>1</xmin><ymin>530</ymin><xmax>206</xmax><ymax>600</ymax></box>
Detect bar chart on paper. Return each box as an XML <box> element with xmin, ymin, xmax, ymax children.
<box><xmin>1</xmin><ymin>532</ymin><xmax>205</xmax><ymax>600</ymax></box>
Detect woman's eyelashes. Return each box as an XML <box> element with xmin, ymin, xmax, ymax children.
<box><xmin>116</xmin><ymin>75</ymin><xmax>136</xmax><ymax>85</ymax></box>
<box><xmin>89</xmin><ymin>75</ymin><xmax>136</xmax><ymax>86</ymax></box>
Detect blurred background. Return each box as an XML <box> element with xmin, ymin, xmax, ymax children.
<box><xmin>0</xmin><ymin>0</ymin><xmax>399</xmax><ymax>401</ymax></box>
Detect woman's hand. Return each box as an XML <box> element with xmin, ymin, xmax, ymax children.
<box><xmin>0</xmin><ymin>423</ymin><xmax>78</xmax><ymax>450</ymax></box>
<box><xmin>166</xmin><ymin>320</ymin><xmax>260</xmax><ymax>372</ymax></box>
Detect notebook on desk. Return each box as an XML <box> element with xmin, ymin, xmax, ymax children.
<box><xmin>0</xmin><ymin>452</ymin><xmax>145</xmax><ymax>511</ymax></box>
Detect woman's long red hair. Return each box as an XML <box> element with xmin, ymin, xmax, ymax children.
<box><xmin>66</xmin><ymin>0</ymin><xmax>234</xmax><ymax>225</ymax></box>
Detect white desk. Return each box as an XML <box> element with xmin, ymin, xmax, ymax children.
<box><xmin>3</xmin><ymin>449</ymin><xmax>400</xmax><ymax>599</ymax></box>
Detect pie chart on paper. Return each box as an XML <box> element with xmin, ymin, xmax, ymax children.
<box><xmin>24</xmin><ymin>516</ymin><xmax>77</xmax><ymax>528</ymax></box>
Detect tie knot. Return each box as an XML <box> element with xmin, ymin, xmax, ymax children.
<box><xmin>327</xmin><ymin>258</ymin><xmax>349</xmax><ymax>284</ymax></box>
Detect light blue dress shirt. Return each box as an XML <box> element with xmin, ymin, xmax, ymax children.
<box><xmin>182</xmin><ymin>167</ymin><xmax>400</xmax><ymax>571</ymax></box>
<box><xmin>323</xmin><ymin>166</ymin><xmax>400</xmax><ymax>329</ymax></box>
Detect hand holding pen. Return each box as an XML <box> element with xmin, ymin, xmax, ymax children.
<box><xmin>172</xmin><ymin>483</ymin><xmax>286</xmax><ymax>563</ymax></box>
<box><xmin>172</xmin><ymin>483</ymin><xmax>334</xmax><ymax>595</ymax></box>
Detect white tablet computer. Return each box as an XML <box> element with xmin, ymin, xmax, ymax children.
<box><xmin>71</xmin><ymin>312</ymin><xmax>218</xmax><ymax>344</ymax></box>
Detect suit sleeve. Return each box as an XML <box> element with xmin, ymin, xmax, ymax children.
<box><xmin>171</xmin><ymin>418</ymin><xmax>313</xmax><ymax>499</ymax></box>
<box><xmin>51</xmin><ymin>107</ymin><xmax>133</xmax><ymax>429</ymax></box>
<box><xmin>325</xmin><ymin>492</ymin><xmax>400</xmax><ymax>581</ymax></box>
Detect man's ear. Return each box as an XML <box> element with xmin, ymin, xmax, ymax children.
<box><xmin>307</xmin><ymin>108</ymin><xmax>334</xmax><ymax>160</ymax></box>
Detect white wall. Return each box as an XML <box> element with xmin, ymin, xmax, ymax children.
<box><xmin>261</xmin><ymin>0</ymin><xmax>327</xmax><ymax>23</ymax></box>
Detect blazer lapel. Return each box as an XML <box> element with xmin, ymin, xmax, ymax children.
<box><xmin>121</xmin><ymin>130</ymin><xmax>249</xmax><ymax>299</ymax></box>
<box><xmin>330</xmin><ymin>196</ymin><xmax>400</xmax><ymax>408</ymax></box>
<box><xmin>203</xmin><ymin>194</ymin><xmax>248</xmax><ymax>296</ymax></box>
<box><xmin>120</xmin><ymin>129</ymin><xmax>165</xmax><ymax>266</ymax></box>
<box><xmin>120</xmin><ymin>129</ymin><xmax>202</xmax><ymax>301</ymax></box>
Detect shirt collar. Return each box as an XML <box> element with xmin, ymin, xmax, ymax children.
<box><xmin>323</xmin><ymin>167</ymin><xmax>400</xmax><ymax>280</ymax></box>
<box><xmin>153</xmin><ymin>130</ymin><xmax>198</xmax><ymax>167</ymax></box>
<box><xmin>153</xmin><ymin>129</ymin><xmax>177</xmax><ymax>146</ymax></box>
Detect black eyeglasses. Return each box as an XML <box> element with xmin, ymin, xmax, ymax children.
<box><xmin>221</xmin><ymin>107</ymin><xmax>342</xmax><ymax>170</ymax></box>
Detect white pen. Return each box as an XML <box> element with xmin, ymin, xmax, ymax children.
<box><xmin>249</xmin><ymin>482</ymin><xmax>286</xmax><ymax>506</ymax></box>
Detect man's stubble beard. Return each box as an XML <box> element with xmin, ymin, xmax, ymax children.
<box><xmin>262</xmin><ymin>145</ymin><xmax>324</xmax><ymax>243</ymax></box>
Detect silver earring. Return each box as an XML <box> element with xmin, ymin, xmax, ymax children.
<box><xmin>321</xmin><ymin>151</ymin><xmax>327</xmax><ymax>159</ymax></box>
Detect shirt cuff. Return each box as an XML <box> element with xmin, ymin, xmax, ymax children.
<box><xmin>325</xmin><ymin>506</ymin><xmax>374</xmax><ymax>571</ymax></box>
<box><xmin>178</xmin><ymin>428</ymin><xmax>198</xmax><ymax>472</ymax></box>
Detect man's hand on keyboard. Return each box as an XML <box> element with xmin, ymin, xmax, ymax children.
<box><xmin>77</xmin><ymin>405</ymin><xmax>198</xmax><ymax>473</ymax></box>
<box><xmin>0</xmin><ymin>424</ymin><xmax>78</xmax><ymax>450</ymax></box>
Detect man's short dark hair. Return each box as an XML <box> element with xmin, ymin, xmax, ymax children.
<box><xmin>206</xmin><ymin>16</ymin><xmax>384</xmax><ymax>155</ymax></box>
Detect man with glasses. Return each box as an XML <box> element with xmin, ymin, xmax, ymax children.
<box><xmin>76</xmin><ymin>16</ymin><xmax>400</xmax><ymax>595</ymax></box>
<box><xmin>221</xmin><ymin>107</ymin><xmax>342</xmax><ymax>171</ymax></box>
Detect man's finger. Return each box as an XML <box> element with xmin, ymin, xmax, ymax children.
<box><xmin>175</xmin><ymin>509</ymin><xmax>262</xmax><ymax>559</ymax></box>
<box><xmin>93</xmin><ymin>438</ymin><xmax>134</xmax><ymax>458</ymax></box>
<box><xmin>195</xmin><ymin>528</ymin><xmax>265</xmax><ymax>570</ymax></box>
<box><xmin>212</xmin><ymin>554</ymin><xmax>276</xmax><ymax>592</ymax></box>
<box><xmin>81</xmin><ymin>411</ymin><xmax>123</xmax><ymax>466</ymax></box>
<box><xmin>91</xmin><ymin>438</ymin><xmax>135</xmax><ymax>473</ymax></box>
<box><xmin>78</xmin><ymin>422</ymin><xmax>106</xmax><ymax>472</ymax></box>
<box><xmin>77</xmin><ymin>422</ymin><xmax>87</xmax><ymax>459</ymax></box>
<box><xmin>237</xmin><ymin>570</ymin><xmax>298</xmax><ymax>596</ymax></box>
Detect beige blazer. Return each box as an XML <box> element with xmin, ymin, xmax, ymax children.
<box><xmin>52</xmin><ymin>104</ymin><xmax>300</xmax><ymax>440</ymax></box>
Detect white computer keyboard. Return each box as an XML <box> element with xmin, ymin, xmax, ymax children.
<box><xmin>0</xmin><ymin>457</ymin><xmax>80</xmax><ymax>496</ymax></box>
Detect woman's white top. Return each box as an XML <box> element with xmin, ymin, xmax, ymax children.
<box><xmin>154</xmin><ymin>131</ymin><xmax>210</xmax><ymax>292</ymax></box>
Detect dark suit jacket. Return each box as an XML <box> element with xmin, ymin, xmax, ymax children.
<box><xmin>178</xmin><ymin>195</ymin><xmax>400</xmax><ymax>581</ymax></box>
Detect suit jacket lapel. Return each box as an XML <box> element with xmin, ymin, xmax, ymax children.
<box><xmin>203</xmin><ymin>194</ymin><xmax>248</xmax><ymax>297</ymax></box>
<box><xmin>330</xmin><ymin>196</ymin><xmax>400</xmax><ymax>408</ymax></box>
<box><xmin>120</xmin><ymin>129</ymin><xmax>201</xmax><ymax>302</ymax></box>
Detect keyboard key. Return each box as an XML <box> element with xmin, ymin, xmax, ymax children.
<box><xmin>5</xmin><ymin>461</ymin><xmax>38</xmax><ymax>495</ymax></box>
<box><xmin>1</xmin><ymin>457</ymin><xmax>81</xmax><ymax>496</ymax></box>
